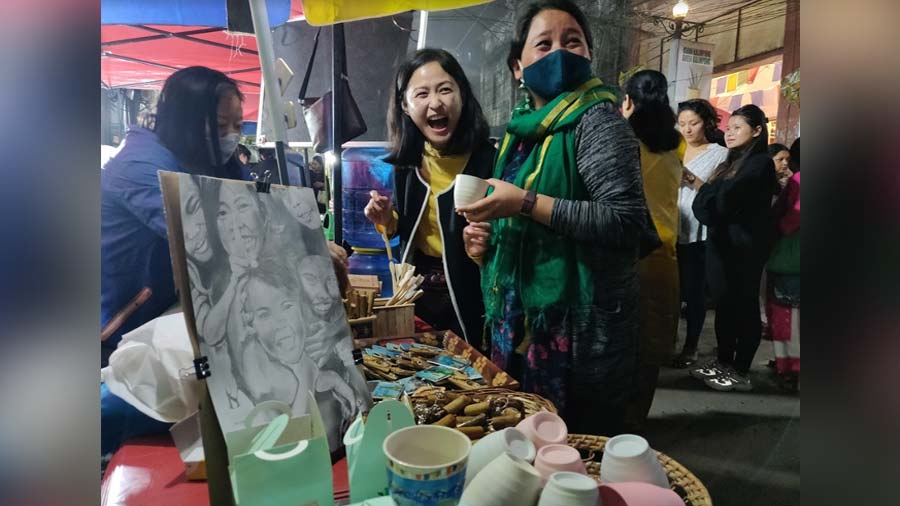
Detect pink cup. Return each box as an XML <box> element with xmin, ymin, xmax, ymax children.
<box><xmin>598</xmin><ymin>482</ymin><xmax>683</xmax><ymax>506</ymax></box>
<box><xmin>515</xmin><ymin>411</ymin><xmax>568</xmax><ymax>450</ymax></box>
<box><xmin>533</xmin><ymin>444</ymin><xmax>587</xmax><ymax>481</ymax></box>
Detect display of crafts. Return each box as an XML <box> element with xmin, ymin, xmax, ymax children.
<box><xmin>408</xmin><ymin>389</ymin><xmax>544</xmax><ymax>442</ymax></box>
<box><xmin>344</xmin><ymin>286</ymin><xmax>377</xmax><ymax>320</ymax></box>
<box><xmin>361</xmin><ymin>339</ymin><xmax>485</xmax><ymax>391</ymax></box>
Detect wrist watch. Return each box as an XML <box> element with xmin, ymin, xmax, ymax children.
<box><xmin>520</xmin><ymin>190</ymin><xmax>537</xmax><ymax>217</ymax></box>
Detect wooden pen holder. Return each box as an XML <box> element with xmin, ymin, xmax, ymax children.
<box><xmin>372</xmin><ymin>298</ymin><xmax>415</xmax><ymax>338</ymax></box>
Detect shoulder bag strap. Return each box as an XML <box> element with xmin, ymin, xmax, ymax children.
<box><xmin>298</xmin><ymin>27</ymin><xmax>322</xmax><ymax>101</ymax></box>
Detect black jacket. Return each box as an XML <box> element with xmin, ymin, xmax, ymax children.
<box><xmin>693</xmin><ymin>151</ymin><xmax>777</xmax><ymax>298</ymax></box>
<box><xmin>392</xmin><ymin>140</ymin><xmax>496</xmax><ymax>348</ymax></box>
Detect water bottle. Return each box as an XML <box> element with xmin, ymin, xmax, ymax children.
<box><xmin>348</xmin><ymin>248</ymin><xmax>395</xmax><ymax>298</ymax></box>
<box><xmin>341</xmin><ymin>148</ymin><xmax>395</xmax><ymax>249</ymax></box>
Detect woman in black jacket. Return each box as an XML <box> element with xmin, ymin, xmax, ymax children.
<box><xmin>689</xmin><ymin>104</ymin><xmax>778</xmax><ymax>391</ymax></box>
<box><xmin>364</xmin><ymin>48</ymin><xmax>494</xmax><ymax>349</ymax></box>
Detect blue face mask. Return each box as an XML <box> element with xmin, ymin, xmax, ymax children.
<box><xmin>522</xmin><ymin>49</ymin><xmax>593</xmax><ymax>101</ymax></box>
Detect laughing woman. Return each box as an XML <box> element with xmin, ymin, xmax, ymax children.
<box><xmin>364</xmin><ymin>48</ymin><xmax>494</xmax><ymax>349</ymax></box>
<box><xmin>459</xmin><ymin>0</ymin><xmax>657</xmax><ymax>434</ymax></box>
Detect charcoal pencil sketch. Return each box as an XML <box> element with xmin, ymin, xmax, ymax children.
<box><xmin>179</xmin><ymin>174</ymin><xmax>370</xmax><ymax>449</ymax></box>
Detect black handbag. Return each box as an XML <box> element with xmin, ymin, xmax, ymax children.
<box><xmin>298</xmin><ymin>27</ymin><xmax>367</xmax><ymax>153</ymax></box>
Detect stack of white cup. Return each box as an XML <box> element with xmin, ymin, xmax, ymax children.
<box><xmin>599</xmin><ymin>434</ymin><xmax>669</xmax><ymax>488</ymax></box>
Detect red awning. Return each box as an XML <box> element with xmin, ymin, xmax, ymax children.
<box><xmin>102</xmin><ymin>24</ymin><xmax>267</xmax><ymax>121</ymax></box>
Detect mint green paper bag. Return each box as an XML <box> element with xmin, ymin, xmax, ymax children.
<box><xmin>229</xmin><ymin>393</ymin><xmax>334</xmax><ymax>506</ymax></box>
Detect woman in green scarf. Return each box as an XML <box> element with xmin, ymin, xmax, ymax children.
<box><xmin>457</xmin><ymin>0</ymin><xmax>658</xmax><ymax>434</ymax></box>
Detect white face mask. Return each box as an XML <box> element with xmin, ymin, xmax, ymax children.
<box><xmin>218</xmin><ymin>132</ymin><xmax>241</xmax><ymax>163</ymax></box>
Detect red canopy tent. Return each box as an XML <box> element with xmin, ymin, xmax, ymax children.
<box><xmin>101</xmin><ymin>0</ymin><xmax>304</xmax><ymax>123</ymax></box>
<box><xmin>102</xmin><ymin>25</ymin><xmax>268</xmax><ymax>121</ymax></box>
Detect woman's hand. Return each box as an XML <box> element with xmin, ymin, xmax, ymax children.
<box><xmin>682</xmin><ymin>168</ymin><xmax>704</xmax><ymax>190</ymax></box>
<box><xmin>456</xmin><ymin>179</ymin><xmax>526</xmax><ymax>222</ymax></box>
<box><xmin>364</xmin><ymin>190</ymin><xmax>394</xmax><ymax>228</ymax></box>
<box><xmin>327</xmin><ymin>242</ymin><xmax>350</xmax><ymax>297</ymax></box>
<box><xmin>463</xmin><ymin>222</ymin><xmax>491</xmax><ymax>259</ymax></box>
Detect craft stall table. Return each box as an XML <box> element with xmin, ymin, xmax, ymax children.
<box><xmin>100</xmin><ymin>434</ymin><xmax>350</xmax><ymax>506</ymax></box>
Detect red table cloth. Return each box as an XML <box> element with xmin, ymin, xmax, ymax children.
<box><xmin>101</xmin><ymin>434</ymin><xmax>349</xmax><ymax>505</ymax></box>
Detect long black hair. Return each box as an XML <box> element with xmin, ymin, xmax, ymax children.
<box><xmin>678</xmin><ymin>99</ymin><xmax>724</xmax><ymax>146</ymax></box>
<box><xmin>149</xmin><ymin>66</ymin><xmax>244</xmax><ymax>175</ymax></box>
<box><xmin>624</xmin><ymin>70</ymin><xmax>680</xmax><ymax>153</ymax></box>
<box><xmin>507</xmin><ymin>0</ymin><xmax>594</xmax><ymax>73</ymax></box>
<box><xmin>712</xmin><ymin>104</ymin><xmax>770</xmax><ymax>181</ymax></box>
<box><xmin>384</xmin><ymin>48</ymin><xmax>489</xmax><ymax>166</ymax></box>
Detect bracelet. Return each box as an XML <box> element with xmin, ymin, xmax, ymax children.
<box><xmin>519</xmin><ymin>190</ymin><xmax>537</xmax><ymax>217</ymax></box>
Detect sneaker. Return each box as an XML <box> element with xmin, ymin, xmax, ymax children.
<box><xmin>672</xmin><ymin>351</ymin><xmax>699</xmax><ymax>368</ymax></box>
<box><xmin>690</xmin><ymin>360</ymin><xmax>726</xmax><ymax>380</ymax></box>
<box><xmin>704</xmin><ymin>369</ymin><xmax>752</xmax><ymax>392</ymax></box>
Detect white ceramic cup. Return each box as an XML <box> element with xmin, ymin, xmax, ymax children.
<box><xmin>515</xmin><ymin>411</ymin><xmax>569</xmax><ymax>450</ymax></box>
<box><xmin>600</xmin><ymin>434</ymin><xmax>669</xmax><ymax>488</ymax></box>
<box><xmin>465</xmin><ymin>427</ymin><xmax>536</xmax><ymax>487</ymax></box>
<box><xmin>382</xmin><ymin>425</ymin><xmax>471</xmax><ymax>506</ymax></box>
<box><xmin>533</xmin><ymin>444</ymin><xmax>587</xmax><ymax>482</ymax></box>
<box><xmin>459</xmin><ymin>452</ymin><xmax>542</xmax><ymax>506</ymax></box>
<box><xmin>537</xmin><ymin>471</ymin><xmax>599</xmax><ymax>506</ymax></box>
<box><xmin>598</xmin><ymin>482</ymin><xmax>683</xmax><ymax>506</ymax></box>
<box><xmin>454</xmin><ymin>174</ymin><xmax>490</xmax><ymax>209</ymax></box>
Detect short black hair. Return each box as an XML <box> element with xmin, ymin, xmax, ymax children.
<box><xmin>151</xmin><ymin>66</ymin><xmax>244</xmax><ymax>174</ymax></box>
<box><xmin>384</xmin><ymin>48</ymin><xmax>489</xmax><ymax>166</ymax></box>
<box><xmin>258</xmin><ymin>148</ymin><xmax>276</xmax><ymax>160</ymax></box>
<box><xmin>236</xmin><ymin>144</ymin><xmax>251</xmax><ymax>161</ymax></box>
<box><xmin>507</xmin><ymin>0</ymin><xmax>594</xmax><ymax>73</ymax></box>
<box><xmin>767</xmin><ymin>143</ymin><xmax>789</xmax><ymax>158</ymax></box>
<box><xmin>678</xmin><ymin>99</ymin><xmax>724</xmax><ymax>145</ymax></box>
<box><xmin>624</xmin><ymin>70</ymin><xmax>680</xmax><ymax>153</ymax></box>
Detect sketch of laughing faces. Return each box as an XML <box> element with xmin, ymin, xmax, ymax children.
<box><xmin>244</xmin><ymin>272</ymin><xmax>305</xmax><ymax>364</ymax></box>
<box><xmin>181</xmin><ymin>177</ymin><xmax>213</xmax><ymax>263</ymax></box>
<box><xmin>299</xmin><ymin>255</ymin><xmax>341</xmax><ymax>320</ymax></box>
<box><xmin>238</xmin><ymin>268</ymin><xmax>306</xmax><ymax>406</ymax></box>
<box><xmin>216</xmin><ymin>182</ymin><xmax>264</xmax><ymax>272</ymax></box>
<box><xmin>284</xmin><ymin>188</ymin><xmax>320</xmax><ymax>229</ymax></box>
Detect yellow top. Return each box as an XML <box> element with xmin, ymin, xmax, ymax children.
<box><xmin>675</xmin><ymin>136</ymin><xmax>687</xmax><ymax>162</ymax></box>
<box><xmin>415</xmin><ymin>143</ymin><xmax>470</xmax><ymax>257</ymax></box>
<box><xmin>639</xmin><ymin>142</ymin><xmax>682</xmax><ymax>257</ymax></box>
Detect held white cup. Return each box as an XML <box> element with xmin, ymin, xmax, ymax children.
<box><xmin>464</xmin><ymin>428</ymin><xmax>536</xmax><ymax>487</ymax></box>
<box><xmin>454</xmin><ymin>174</ymin><xmax>490</xmax><ymax>209</ymax></box>
<box><xmin>600</xmin><ymin>434</ymin><xmax>669</xmax><ymax>488</ymax></box>
<box><xmin>460</xmin><ymin>452</ymin><xmax>542</xmax><ymax>506</ymax></box>
<box><xmin>537</xmin><ymin>471</ymin><xmax>600</xmax><ymax>506</ymax></box>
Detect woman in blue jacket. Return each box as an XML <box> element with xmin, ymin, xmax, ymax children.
<box><xmin>100</xmin><ymin>66</ymin><xmax>247</xmax><ymax>456</ymax></box>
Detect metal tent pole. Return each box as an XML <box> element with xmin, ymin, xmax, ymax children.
<box><xmin>417</xmin><ymin>11</ymin><xmax>429</xmax><ymax>49</ymax></box>
<box><xmin>331</xmin><ymin>23</ymin><xmax>346</xmax><ymax>245</ymax></box>
<box><xmin>248</xmin><ymin>0</ymin><xmax>290</xmax><ymax>185</ymax></box>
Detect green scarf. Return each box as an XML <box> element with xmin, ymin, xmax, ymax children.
<box><xmin>481</xmin><ymin>78</ymin><xmax>618</xmax><ymax>335</ymax></box>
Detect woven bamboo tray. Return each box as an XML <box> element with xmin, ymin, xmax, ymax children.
<box><xmin>459</xmin><ymin>387</ymin><xmax>557</xmax><ymax>414</ymax></box>
<box><xmin>410</xmin><ymin>388</ymin><xmax>556</xmax><ymax>440</ymax></box>
<box><xmin>567</xmin><ymin>433</ymin><xmax>712</xmax><ymax>506</ymax></box>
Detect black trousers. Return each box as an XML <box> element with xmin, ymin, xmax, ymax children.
<box><xmin>677</xmin><ymin>241</ymin><xmax>707</xmax><ymax>353</ymax></box>
<box><xmin>412</xmin><ymin>253</ymin><xmax>464</xmax><ymax>339</ymax></box>
<box><xmin>709</xmin><ymin>250</ymin><xmax>766</xmax><ymax>374</ymax></box>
